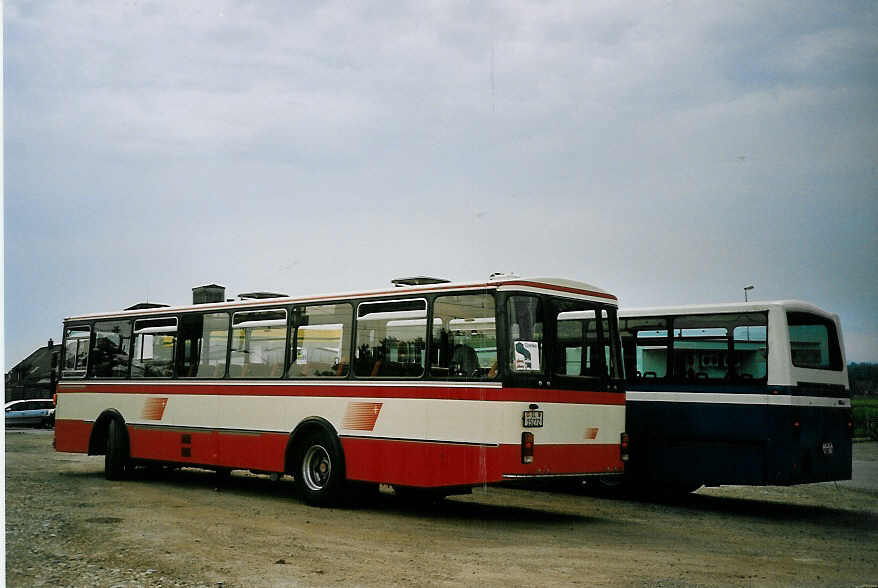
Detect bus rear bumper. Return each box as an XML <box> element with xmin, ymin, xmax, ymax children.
<box><xmin>502</xmin><ymin>471</ymin><xmax>624</xmax><ymax>480</ymax></box>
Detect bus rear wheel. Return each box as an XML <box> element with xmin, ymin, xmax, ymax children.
<box><xmin>104</xmin><ymin>419</ymin><xmax>130</xmax><ymax>481</ymax></box>
<box><xmin>293</xmin><ymin>431</ymin><xmax>345</xmax><ymax>507</ymax></box>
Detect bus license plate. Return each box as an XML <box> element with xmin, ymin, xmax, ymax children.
<box><xmin>522</xmin><ymin>410</ymin><xmax>543</xmax><ymax>428</ymax></box>
<box><xmin>822</xmin><ymin>441</ymin><xmax>834</xmax><ymax>455</ymax></box>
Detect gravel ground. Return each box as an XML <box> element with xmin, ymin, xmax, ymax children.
<box><xmin>5</xmin><ymin>430</ymin><xmax>878</xmax><ymax>587</ymax></box>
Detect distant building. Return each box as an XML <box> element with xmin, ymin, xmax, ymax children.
<box><xmin>5</xmin><ymin>342</ymin><xmax>61</xmax><ymax>403</ymax></box>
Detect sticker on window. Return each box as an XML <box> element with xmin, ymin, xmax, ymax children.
<box><xmin>296</xmin><ymin>347</ymin><xmax>308</xmax><ymax>365</ymax></box>
<box><xmin>514</xmin><ymin>341</ymin><xmax>540</xmax><ymax>371</ymax></box>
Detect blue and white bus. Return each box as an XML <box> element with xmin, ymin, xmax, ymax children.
<box><xmin>619</xmin><ymin>300</ymin><xmax>852</xmax><ymax>492</ymax></box>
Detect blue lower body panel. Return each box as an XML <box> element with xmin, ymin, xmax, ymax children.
<box><xmin>625</xmin><ymin>393</ymin><xmax>852</xmax><ymax>487</ymax></box>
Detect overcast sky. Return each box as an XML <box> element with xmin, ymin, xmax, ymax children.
<box><xmin>4</xmin><ymin>1</ymin><xmax>877</xmax><ymax>368</ymax></box>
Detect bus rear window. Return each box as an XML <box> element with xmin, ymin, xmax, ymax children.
<box><xmin>553</xmin><ymin>306</ymin><xmax>616</xmax><ymax>380</ymax></box>
<box><xmin>787</xmin><ymin>312</ymin><xmax>842</xmax><ymax>370</ymax></box>
<box><xmin>507</xmin><ymin>296</ymin><xmax>543</xmax><ymax>373</ymax></box>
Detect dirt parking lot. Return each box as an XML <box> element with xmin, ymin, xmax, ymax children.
<box><xmin>5</xmin><ymin>430</ymin><xmax>878</xmax><ymax>587</ymax></box>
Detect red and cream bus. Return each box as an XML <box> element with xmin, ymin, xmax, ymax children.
<box><xmin>55</xmin><ymin>276</ymin><xmax>627</xmax><ymax>505</ymax></box>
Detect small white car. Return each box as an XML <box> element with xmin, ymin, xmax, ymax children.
<box><xmin>5</xmin><ymin>399</ymin><xmax>55</xmax><ymax>428</ymax></box>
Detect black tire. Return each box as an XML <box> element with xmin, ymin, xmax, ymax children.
<box><xmin>105</xmin><ymin>419</ymin><xmax>130</xmax><ymax>481</ymax></box>
<box><xmin>293</xmin><ymin>431</ymin><xmax>346</xmax><ymax>507</ymax></box>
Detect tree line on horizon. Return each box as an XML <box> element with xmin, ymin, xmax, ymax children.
<box><xmin>849</xmin><ymin>362</ymin><xmax>878</xmax><ymax>396</ymax></box>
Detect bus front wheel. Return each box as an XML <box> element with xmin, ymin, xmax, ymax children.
<box><xmin>104</xmin><ymin>419</ymin><xmax>130</xmax><ymax>481</ymax></box>
<box><xmin>293</xmin><ymin>431</ymin><xmax>345</xmax><ymax>506</ymax></box>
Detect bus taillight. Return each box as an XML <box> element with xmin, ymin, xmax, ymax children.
<box><xmin>521</xmin><ymin>432</ymin><xmax>534</xmax><ymax>464</ymax></box>
<box><xmin>620</xmin><ymin>432</ymin><xmax>630</xmax><ymax>462</ymax></box>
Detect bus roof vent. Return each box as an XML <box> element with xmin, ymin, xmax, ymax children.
<box><xmin>193</xmin><ymin>284</ymin><xmax>226</xmax><ymax>305</ymax></box>
<box><xmin>391</xmin><ymin>276</ymin><xmax>451</xmax><ymax>287</ymax></box>
<box><xmin>125</xmin><ymin>302</ymin><xmax>170</xmax><ymax>311</ymax></box>
<box><xmin>489</xmin><ymin>272</ymin><xmax>520</xmax><ymax>281</ymax></box>
<box><xmin>238</xmin><ymin>291</ymin><xmax>289</xmax><ymax>300</ymax></box>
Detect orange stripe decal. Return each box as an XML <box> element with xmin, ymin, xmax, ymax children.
<box><xmin>342</xmin><ymin>402</ymin><xmax>383</xmax><ymax>431</ymax></box>
<box><xmin>142</xmin><ymin>397</ymin><xmax>169</xmax><ymax>421</ymax></box>
<box><xmin>584</xmin><ymin>427</ymin><xmax>599</xmax><ymax>440</ymax></box>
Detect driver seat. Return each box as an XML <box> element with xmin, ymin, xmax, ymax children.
<box><xmin>451</xmin><ymin>345</ymin><xmax>480</xmax><ymax>377</ymax></box>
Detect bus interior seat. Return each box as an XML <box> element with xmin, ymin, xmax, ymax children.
<box><xmin>451</xmin><ymin>345</ymin><xmax>480</xmax><ymax>376</ymax></box>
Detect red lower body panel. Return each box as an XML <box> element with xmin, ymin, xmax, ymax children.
<box><xmin>56</xmin><ymin>419</ymin><xmax>622</xmax><ymax>488</ymax></box>
<box><xmin>342</xmin><ymin>437</ymin><xmax>623</xmax><ymax>487</ymax></box>
<box><xmin>127</xmin><ymin>427</ymin><xmax>289</xmax><ymax>472</ymax></box>
<box><xmin>54</xmin><ymin>419</ymin><xmax>92</xmax><ymax>453</ymax></box>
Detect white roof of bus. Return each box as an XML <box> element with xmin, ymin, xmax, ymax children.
<box><xmin>64</xmin><ymin>276</ymin><xmax>616</xmax><ymax>322</ymax></box>
<box><xmin>620</xmin><ymin>300</ymin><xmax>837</xmax><ymax>320</ymax></box>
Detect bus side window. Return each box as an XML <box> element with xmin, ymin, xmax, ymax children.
<box><xmin>733</xmin><ymin>319</ymin><xmax>767</xmax><ymax>380</ymax></box>
<box><xmin>355</xmin><ymin>299</ymin><xmax>427</xmax><ymax>378</ymax></box>
<box><xmin>178</xmin><ymin>312</ymin><xmax>230</xmax><ymax>378</ymax></box>
<box><xmin>637</xmin><ymin>330</ymin><xmax>669</xmax><ymax>379</ymax></box>
<box><xmin>288</xmin><ymin>303</ymin><xmax>353</xmax><ymax>378</ymax></box>
<box><xmin>230</xmin><ymin>309</ymin><xmax>287</xmax><ymax>379</ymax></box>
<box><xmin>671</xmin><ymin>318</ymin><xmax>729</xmax><ymax>381</ymax></box>
<box><xmin>132</xmin><ymin>317</ymin><xmax>177</xmax><ymax>378</ymax></box>
<box><xmin>619</xmin><ymin>316</ymin><xmax>669</xmax><ymax>381</ymax></box>
<box><xmin>62</xmin><ymin>326</ymin><xmax>91</xmax><ymax>378</ymax></box>
<box><xmin>430</xmin><ymin>294</ymin><xmax>497</xmax><ymax>380</ymax></box>
<box><xmin>91</xmin><ymin>320</ymin><xmax>132</xmax><ymax>378</ymax></box>
<box><xmin>620</xmin><ymin>334</ymin><xmax>638</xmax><ymax>380</ymax></box>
